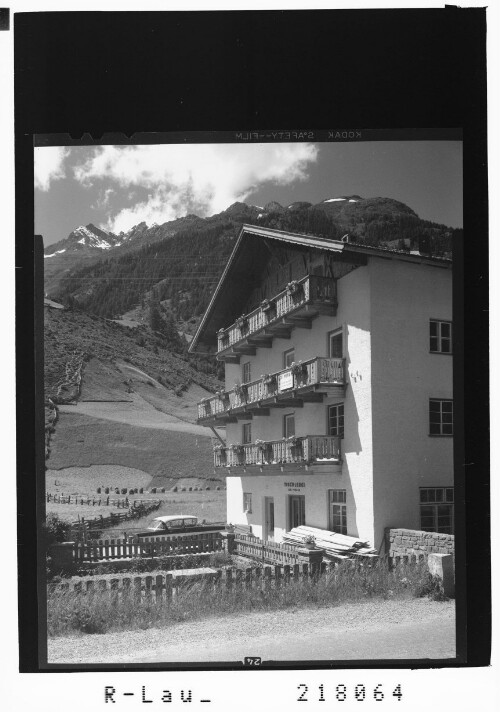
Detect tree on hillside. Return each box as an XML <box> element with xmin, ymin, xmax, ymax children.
<box><xmin>148</xmin><ymin>298</ymin><xmax>184</xmax><ymax>353</ymax></box>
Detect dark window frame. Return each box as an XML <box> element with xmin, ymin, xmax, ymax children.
<box><xmin>283</xmin><ymin>347</ymin><xmax>295</xmax><ymax>369</ymax></box>
<box><xmin>419</xmin><ymin>487</ymin><xmax>454</xmax><ymax>534</ymax></box>
<box><xmin>243</xmin><ymin>492</ymin><xmax>252</xmax><ymax>514</ymax></box>
<box><xmin>328</xmin><ymin>489</ymin><xmax>347</xmax><ymax>534</ymax></box>
<box><xmin>283</xmin><ymin>412</ymin><xmax>296</xmax><ymax>438</ymax></box>
<box><xmin>242</xmin><ymin>422</ymin><xmax>252</xmax><ymax>444</ymax></box>
<box><xmin>242</xmin><ymin>361</ymin><xmax>251</xmax><ymax>384</ymax></box>
<box><xmin>429</xmin><ymin>398</ymin><xmax>453</xmax><ymax>436</ymax></box>
<box><xmin>327</xmin><ymin>402</ymin><xmax>345</xmax><ymax>438</ymax></box>
<box><xmin>328</xmin><ymin>328</ymin><xmax>343</xmax><ymax>359</ymax></box>
<box><xmin>430</xmin><ymin>319</ymin><xmax>452</xmax><ymax>354</ymax></box>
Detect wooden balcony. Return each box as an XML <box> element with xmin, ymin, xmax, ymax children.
<box><xmin>197</xmin><ymin>357</ymin><xmax>346</xmax><ymax>425</ymax></box>
<box><xmin>213</xmin><ymin>435</ymin><xmax>342</xmax><ymax>475</ymax></box>
<box><xmin>216</xmin><ymin>274</ymin><xmax>337</xmax><ymax>362</ymax></box>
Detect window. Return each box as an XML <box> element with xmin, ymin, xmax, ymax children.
<box><xmin>420</xmin><ymin>487</ymin><xmax>454</xmax><ymax>534</ymax></box>
<box><xmin>242</xmin><ymin>361</ymin><xmax>251</xmax><ymax>384</ymax></box>
<box><xmin>242</xmin><ymin>422</ymin><xmax>252</xmax><ymax>444</ymax></box>
<box><xmin>328</xmin><ymin>403</ymin><xmax>344</xmax><ymax>437</ymax></box>
<box><xmin>283</xmin><ymin>413</ymin><xmax>295</xmax><ymax>438</ymax></box>
<box><xmin>243</xmin><ymin>492</ymin><xmax>252</xmax><ymax>514</ymax></box>
<box><xmin>430</xmin><ymin>320</ymin><xmax>452</xmax><ymax>354</ymax></box>
<box><xmin>328</xmin><ymin>490</ymin><xmax>347</xmax><ymax>534</ymax></box>
<box><xmin>429</xmin><ymin>399</ymin><xmax>453</xmax><ymax>435</ymax></box>
<box><xmin>283</xmin><ymin>348</ymin><xmax>295</xmax><ymax>368</ymax></box>
<box><xmin>328</xmin><ymin>329</ymin><xmax>343</xmax><ymax>358</ymax></box>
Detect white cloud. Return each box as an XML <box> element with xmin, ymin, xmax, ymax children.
<box><xmin>72</xmin><ymin>143</ymin><xmax>318</xmax><ymax>233</ymax></box>
<box><xmin>34</xmin><ymin>146</ymin><xmax>69</xmax><ymax>191</ymax></box>
<box><xmin>92</xmin><ymin>187</ymin><xmax>115</xmax><ymax>210</ymax></box>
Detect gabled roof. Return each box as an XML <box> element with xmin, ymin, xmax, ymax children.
<box><xmin>189</xmin><ymin>224</ymin><xmax>451</xmax><ymax>354</ymax></box>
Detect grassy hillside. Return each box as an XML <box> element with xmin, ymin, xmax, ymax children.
<box><xmin>44</xmin><ymin>305</ymin><xmax>221</xmax><ymax>401</ymax></box>
<box><xmin>48</xmin><ymin>412</ymin><xmax>218</xmax><ymax>487</ymax></box>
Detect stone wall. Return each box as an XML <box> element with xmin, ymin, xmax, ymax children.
<box><xmin>385</xmin><ymin>527</ymin><xmax>454</xmax><ymax>558</ymax></box>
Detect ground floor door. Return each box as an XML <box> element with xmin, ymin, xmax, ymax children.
<box><xmin>264</xmin><ymin>497</ymin><xmax>275</xmax><ymax>541</ymax></box>
<box><xmin>289</xmin><ymin>495</ymin><xmax>306</xmax><ymax>530</ymax></box>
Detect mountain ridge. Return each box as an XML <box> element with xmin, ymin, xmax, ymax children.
<box><xmin>45</xmin><ymin>196</ymin><xmax>458</xmax><ymax>324</ymax></box>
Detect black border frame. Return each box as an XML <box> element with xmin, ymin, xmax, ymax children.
<box><xmin>15</xmin><ymin>8</ymin><xmax>489</xmax><ymax>672</ymax></box>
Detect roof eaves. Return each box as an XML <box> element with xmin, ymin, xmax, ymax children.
<box><xmin>188</xmin><ymin>224</ymin><xmax>247</xmax><ymax>353</ymax></box>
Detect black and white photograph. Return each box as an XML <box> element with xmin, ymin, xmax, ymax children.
<box><xmin>36</xmin><ymin>136</ymin><xmax>462</xmax><ymax>665</ymax></box>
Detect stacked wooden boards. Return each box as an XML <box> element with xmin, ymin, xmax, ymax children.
<box><xmin>282</xmin><ymin>526</ymin><xmax>378</xmax><ymax>560</ymax></box>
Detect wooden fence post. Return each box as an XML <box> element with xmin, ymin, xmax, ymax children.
<box><xmin>275</xmin><ymin>565</ymin><xmax>282</xmax><ymax>588</ymax></box>
<box><xmin>134</xmin><ymin>576</ymin><xmax>142</xmax><ymax>604</ymax></box>
<box><xmin>283</xmin><ymin>564</ymin><xmax>290</xmax><ymax>585</ymax></box>
<box><xmin>165</xmin><ymin>573</ymin><xmax>173</xmax><ymax>604</ymax></box>
<box><xmin>155</xmin><ymin>574</ymin><xmax>163</xmax><ymax>605</ymax></box>
<box><xmin>264</xmin><ymin>566</ymin><xmax>271</xmax><ymax>592</ymax></box>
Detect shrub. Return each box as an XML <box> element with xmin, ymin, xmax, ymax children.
<box><xmin>414</xmin><ymin>572</ymin><xmax>448</xmax><ymax>601</ymax></box>
<box><xmin>104</xmin><ymin>487</ymin><xmax>109</xmax><ymax>495</ymax></box>
<box><xmin>139</xmin><ymin>487</ymin><xmax>144</xmax><ymax>494</ymax></box>
<box><xmin>129</xmin><ymin>489</ymin><xmax>134</xmax><ymax>495</ymax></box>
<box><xmin>97</xmin><ymin>487</ymin><xmax>101</xmax><ymax>494</ymax></box>
<box><xmin>151</xmin><ymin>487</ymin><xmax>157</xmax><ymax>493</ymax></box>
<box><xmin>172</xmin><ymin>486</ymin><xmax>178</xmax><ymax>492</ymax></box>
<box><xmin>161</xmin><ymin>488</ymin><xmax>165</xmax><ymax>493</ymax></box>
<box><xmin>42</xmin><ymin>513</ymin><xmax>71</xmax><ymax>549</ymax></box>
<box><xmin>121</xmin><ymin>488</ymin><xmax>127</xmax><ymax>495</ymax></box>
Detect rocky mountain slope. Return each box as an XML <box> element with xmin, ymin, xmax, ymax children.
<box><xmin>46</xmin><ymin>196</ymin><xmax>457</xmax><ymax>324</ymax></box>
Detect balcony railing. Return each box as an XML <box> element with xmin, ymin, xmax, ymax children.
<box><xmin>213</xmin><ymin>435</ymin><xmax>341</xmax><ymax>469</ymax></box>
<box><xmin>216</xmin><ymin>274</ymin><xmax>337</xmax><ymax>355</ymax></box>
<box><xmin>197</xmin><ymin>357</ymin><xmax>345</xmax><ymax>422</ymax></box>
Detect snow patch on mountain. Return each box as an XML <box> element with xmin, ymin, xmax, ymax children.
<box><xmin>324</xmin><ymin>198</ymin><xmax>346</xmax><ymax>202</ymax></box>
<box><xmin>44</xmin><ymin>249</ymin><xmax>66</xmax><ymax>258</ymax></box>
<box><xmin>74</xmin><ymin>225</ymin><xmax>113</xmax><ymax>249</ymax></box>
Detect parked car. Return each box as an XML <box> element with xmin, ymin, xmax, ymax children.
<box><xmin>137</xmin><ymin>514</ymin><xmax>198</xmax><ymax>538</ymax></box>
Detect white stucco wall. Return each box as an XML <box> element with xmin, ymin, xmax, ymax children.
<box><xmin>227</xmin><ymin>472</ymin><xmax>346</xmax><ymax>542</ymax></box>
<box><xmin>225</xmin><ymin>263</ymin><xmax>377</xmax><ymax>545</ymax></box>
<box><xmin>369</xmin><ymin>258</ymin><xmax>453</xmax><ymax>549</ymax></box>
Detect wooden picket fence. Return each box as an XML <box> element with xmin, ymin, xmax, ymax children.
<box><xmin>47</xmin><ymin>493</ymin><xmax>160</xmax><ymax>509</ymax></box>
<box><xmin>48</xmin><ymin>561</ymin><xmax>335</xmax><ymax>603</ymax></box>
<box><xmin>233</xmin><ymin>533</ymin><xmax>303</xmax><ymax>566</ymax></box>
<box><xmin>66</xmin><ymin>530</ymin><xmax>225</xmax><ymax>563</ymax></box>
<box><xmin>67</xmin><ymin>500</ymin><xmax>162</xmax><ymax>541</ymax></box>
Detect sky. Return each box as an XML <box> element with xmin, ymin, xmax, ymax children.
<box><xmin>35</xmin><ymin>141</ymin><xmax>463</xmax><ymax>247</ymax></box>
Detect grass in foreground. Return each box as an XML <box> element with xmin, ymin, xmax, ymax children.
<box><xmin>47</xmin><ymin>560</ymin><xmax>448</xmax><ymax>637</ymax></box>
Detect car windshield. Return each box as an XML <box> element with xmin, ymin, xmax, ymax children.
<box><xmin>147</xmin><ymin>520</ymin><xmax>165</xmax><ymax>531</ymax></box>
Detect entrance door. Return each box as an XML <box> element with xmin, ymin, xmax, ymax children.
<box><xmin>289</xmin><ymin>495</ymin><xmax>306</xmax><ymax>530</ymax></box>
<box><xmin>264</xmin><ymin>497</ymin><xmax>275</xmax><ymax>541</ymax></box>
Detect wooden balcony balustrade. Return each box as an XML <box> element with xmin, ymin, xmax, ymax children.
<box><xmin>216</xmin><ymin>274</ymin><xmax>337</xmax><ymax>361</ymax></box>
<box><xmin>213</xmin><ymin>435</ymin><xmax>341</xmax><ymax>471</ymax></box>
<box><xmin>197</xmin><ymin>357</ymin><xmax>345</xmax><ymax>424</ymax></box>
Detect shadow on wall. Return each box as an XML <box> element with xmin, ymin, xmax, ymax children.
<box><xmin>342</xmin><ymin>352</ymin><xmax>362</xmax><ymax>456</ymax></box>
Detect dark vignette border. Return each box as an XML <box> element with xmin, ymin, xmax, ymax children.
<box><xmin>14</xmin><ymin>8</ymin><xmax>488</xmax><ymax>672</ymax></box>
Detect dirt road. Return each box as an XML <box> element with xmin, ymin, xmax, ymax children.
<box><xmin>48</xmin><ymin>597</ymin><xmax>455</xmax><ymax>664</ymax></box>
